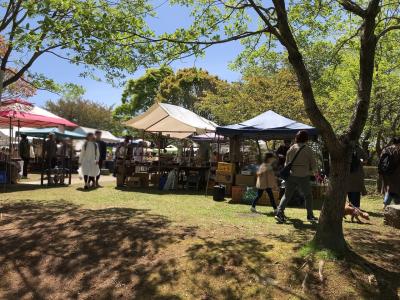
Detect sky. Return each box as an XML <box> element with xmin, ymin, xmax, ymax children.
<box><xmin>29</xmin><ymin>3</ymin><xmax>245</xmax><ymax>108</ymax></box>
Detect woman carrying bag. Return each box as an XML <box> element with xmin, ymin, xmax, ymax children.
<box><xmin>250</xmin><ymin>153</ymin><xmax>278</xmax><ymax>213</ymax></box>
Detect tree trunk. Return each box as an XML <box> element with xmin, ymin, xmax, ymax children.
<box><xmin>314</xmin><ymin>153</ymin><xmax>350</xmax><ymax>253</ymax></box>
<box><xmin>0</xmin><ymin>69</ymin><xmax>4</xmax><ymax>102</ymax></box>
<box><xmin>255</xmin><ymin>139</ymin><xmax>262</xmax><ymax>164</ymax></box>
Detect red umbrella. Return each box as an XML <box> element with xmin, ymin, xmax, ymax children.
<box><xmin>0</xmin><ymin>98</ymin><xmax>77</xmax><ymax>127</ymax></box>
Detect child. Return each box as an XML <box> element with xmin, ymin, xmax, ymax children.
<box><xmin>251</xmin><ymin>153</ymin><xmax>278</xmax><ymax>213</ymax></box>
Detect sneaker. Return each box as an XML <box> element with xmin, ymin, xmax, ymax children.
<box><xmin>275</xmin><ymin>211</ymin><xmax>285</xmax><ymax>223</ymax></box>
<box><xmin>250</xmin><ymin>207</ymin><xmax>257</xmax><ymax>213</ymax></box>
<box><xmin>307</xmin><ymin>216</ymin><xmax>318</xmax><ymax>222</ymax></box>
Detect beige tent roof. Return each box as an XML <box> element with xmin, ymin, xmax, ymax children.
<box><xmin>125</xmin><ymin>103</ymin><xmax>217</xmax><ymax>139</ymax></box>
<box><xmin>73</xmin><ymin>126</ymin><xmax>121</xmax><ymax>143</ymax></box>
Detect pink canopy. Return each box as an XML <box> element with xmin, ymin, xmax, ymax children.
<box><xmin>0</xmin><ymin>98</ymin><xmax>77</xmax><ymax>127</ymax></box>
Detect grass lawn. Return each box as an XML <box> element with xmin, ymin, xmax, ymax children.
<box><xmin>0</xmin><ymin>180</ymin><xmax>399</xmax><ymax>299</ymax></box>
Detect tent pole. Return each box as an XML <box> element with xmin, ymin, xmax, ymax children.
<box><xmin>17</xmin><ymin>120</ymin><xmax>20</xmax><ymax>144</ymax></box>
<box><xmin>158</xmin><ymin>132</ymin><xmax>161</xmax><ymax>174</ymax></box>
<box><xmin>8</xmin><ymin>117</ymin><xmax>12</xmax><ymax>184</ymax></box>
<box><xmin>217</xmin><ymin>134</ymin><xmax>220</xmax><ymax>162</ymax></box>
<box><xmin>41</xmin><ymin>137</ymin><xmax>45</xmax><ymax>186</ymax></box>
<box><xmin>8</xmin><ymin>117</ymin><xmax>12</xmax><ymax>156</ymax></box>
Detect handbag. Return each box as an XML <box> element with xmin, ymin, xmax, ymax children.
<box><xmin>279</xmin><ymin>145</ymin><xmax>306</xmax><ymax>180</ymax></box>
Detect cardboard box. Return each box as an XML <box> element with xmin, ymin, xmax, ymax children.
<box><xmin>231</xmin><ymin>186</ymin><xmax>245</xmax><ymax>203</ymax></box>
<box><xmin>217</xmin><ymin>162</ymin><xmax>236</xmax><ymax>174</ymax></box>
<box><xmin>215</xmin><ymin>170</ymin><xmax>234</xmax><ymax>183</ymax></box>
<box><xmin>126</xmin><ymin>177</ymin><xmax>141</xmax><ymax>188</ymax></box>
<box><xmin>150</xmin><ymin>174</ymin><xmax>160</xmax><ymax>185</ymax></box>
<box><xmin>235</xmin><ymin>174</ymin><xmax>256</xmax><ymax>187</ymax></box>
<box><xmin>134</xmin><ymin>172</ymin><xmax>149</xmax><ymax>187</ymax></box>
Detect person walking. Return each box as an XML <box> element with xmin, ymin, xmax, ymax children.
<box><xmin>95</xmin><ymin>130</ymin><xmax>107</xmax><ymax>187</ymax></box>
<box><xmin>250</xmin><ymin>152</ymin><xmax>278</xmax><ymax>213</ymax></box>
<box><xmin>44</xmin><ymin>133</ymin><xmax>57</xmax><ymax>184</ymax></box>
<box><xmin>275</xmin><ymin>130</ymin><xmax>317</xmax><ymax>223</ymax></box>
<box><xmin>346</xmin><ymin>144</ymin><xmax>368</xmax><ymax>208</ymax></box>
<box><xmin>18</xmin><ymin>134</ymin><xmax>30</xmax><ymax>178</ymax></box>
<box><xmin>79</xmin><ymin>133</ymin><xmax>100</xmax><ymax>190</ymax></box>
<box><xmin>380</xmin><ymin>137</ymin><xmax>400</xmax><ymax>208</ymax></box>
<box><xmin>115</xmin><ymin>135</ymin><xmax>133</xmax><ymax>187</ymax></box>
<box><xmin>276</xmin><ymin>140</ymin><xmax>291</xmax><ymax>169</ymax></box>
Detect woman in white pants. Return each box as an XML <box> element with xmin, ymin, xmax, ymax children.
<box><xmin>79</xmin><ymin>133</ymin><xmax>100</xmax><ymax>189</ymax></box>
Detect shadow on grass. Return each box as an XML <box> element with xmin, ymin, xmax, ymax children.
<box><xmin>283</xmin><ymin>227</ymin><xmax>400</xmax><ymax>300</ymax></box>
<box><xmin>184</xmin><ymin>237</ymin><xmax>307</xmax><ymax>300</ymax></box>
<box><xmin>347</xmin><ymin>228</ymin><xmax>400</xmax><ymax>299</ymax></box>
<box><xmin>0</xmin><ymin>200</ymin><xmax>197</xmax><ymax>299</ymax></box>
<box><xmin>0</xmin><ymin>183</ymin><xmax>68</xmax><ymax>193</ymax></box>
<box><xmin>114</xmin><ymin>186</ymin><xmax>209</xmax><ymax>197</ymax></box>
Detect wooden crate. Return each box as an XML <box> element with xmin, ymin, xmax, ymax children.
<box><xmin>235</xmin><ymin>174</ymin><xmax>256</xmax><ymax>186</ymax></box>
<box><xmin>215</xmin><ymin>170</ymin><xmax>234</xmax><ymax>184</ymax></box>
<box><xmin>134</xmin><ymin>172</ymin><xmax>149</xmax><ymax>187</ymax></box>
<box><xmin>126</xmin><ymin>177</ymin><xmax>141</xmax><ymax>188</ymax></box>
<box><xmin>231</xmin><ymin>186</ymin><xmax>245</xmax><ymax>203</ymax></box>
<box><xmin>217</xmin><ymin>162</ymin><xmax>236</xmax><ymax>174</ymax></box>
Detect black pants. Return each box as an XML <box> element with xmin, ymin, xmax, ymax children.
<box><xmin>348</xmin><ymin>192</ymin><xmax>361</xmax><ymax>208</ymax></box>
<box><xmin>46</xmin><ymin>157</ymin><xmax>57</xmax><ymax>180</ymax></box>
<box><xmin>22</xmin><ymin>158</ymin><xmax>29</xmax><ymax>177</ymax></box>
<box><xmin>96</xmin><ymin>159</ymin><xmax>103</xmax><ymax>183</ymax></box>
<box><xmin>252</xmin><ymin>188</ymin><xmax>277</xmax><ymax>209</ymax></box>
<box><xmin>84</xmin><ymin>175</ymin><xmax>95</xmax><ymax>186</ymax></box>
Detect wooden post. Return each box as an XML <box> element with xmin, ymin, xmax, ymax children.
<box><xmin>40</xmin><ymin>137</ymin><xmax>45</xmax><ymax>186</ymax></box>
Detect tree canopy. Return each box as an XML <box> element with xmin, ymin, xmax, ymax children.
<box><xmin>198</xmin><ymin>68</ymin><xmax>306</xmax><ymax>125</ymax></box>
<box><xmin>0</xmin><ymin>0</ymin><xmax>160</xmax><ymax>99</ymax></box>
<box><xmin>114</xmin><ymin>67</ymin><xmax>224</xmax><ymax>120</ymax></box>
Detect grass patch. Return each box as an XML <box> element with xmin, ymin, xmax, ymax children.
<box><xmin>298</xmin><ymin>240</ymin><xmax>340</xmax><ymax>261</ymax></box>
<box><xmin>0</xmin><ymin>179</ymin><xmax>399</xmax><ymax>299</ymax></box>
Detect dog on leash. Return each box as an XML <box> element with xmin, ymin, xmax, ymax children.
<box><xmin>344</xmin><ymin>203</ymin><xmax>370</xmax><ymax>223</ymax></box>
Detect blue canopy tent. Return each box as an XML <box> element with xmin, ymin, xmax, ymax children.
<box><xmin>19</xmin><ymin>127</ymin><xmax>86</xmax><ymax>139</ymax></box>
<box><xmin>216</xmin><ymin>110</ymin><xmax>318</xmax><ymax>139</ymax></box>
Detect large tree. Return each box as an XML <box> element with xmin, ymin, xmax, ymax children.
<box><xmin>0</xmin><ymin>0</ymin><xmax>158</xmax><ymax>101</ymax></box>
<box><xmin>114</xmin><ymin>67</ymin><xmax>223</xmax><ymax>119</ymax></box>
<box><xmin>155</xmin><ymin>67</ymin><xmax>222</xmax><ymax>114</ymax></box>
<box><xmin>114</xmin><ymin>66</ymin><xmax>173</xmax><ymax>120</ymax></box>
<box><xmin>136</xmin><ymin>0</ymin><xmax>400</xmax><ymax>252</ymax></box>
<box><xmin>198</xmin><ymin>68</ymin><xmax>306</xmax><ymax>125</ymax></box>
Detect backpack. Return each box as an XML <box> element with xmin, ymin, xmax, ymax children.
<box><xmin>84</xmin><ymin>141</ymin><xmax>98</xmax><ymax>157</ymax></box>
<box><xmin>378</xmin><ymin>151</ymin><xmax>397</xmax><ymax>175</ymax></box>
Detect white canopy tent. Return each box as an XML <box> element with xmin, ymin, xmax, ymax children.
<box><xmin>73</xmin><ymin>126</ymin><xmax>121</xmax><ymax>144</ymax></box>
<box><xmin>125</xmin><ymin>103</ymin><xmax>217</xmax><ymax>139</ymax></box>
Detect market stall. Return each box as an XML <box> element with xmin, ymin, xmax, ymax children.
<box><xmin>0</xmin><ymin>99</ymin><xmax>77</xmax><ymax>186</ymax></box>
<box><xmin>19</xmin><ymin>127</ymin><xmax>85</xmax><ymax>185</ymax></box>
<box><xmin>123</xmin><ymin>103</ymin><xmax>217</xmax><ymax>190</ymax></box>
<box><xmin>212</xmin><ymin>110</ymin><xmax>326</xmax><ymax>206</ymax></box>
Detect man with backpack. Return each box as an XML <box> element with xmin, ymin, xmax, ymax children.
<box><xmin>275</xmin><ymin>130</ymin><xmax>318</xmax><ymax>223</ymax></box>
<box><xmin>379</xmin><ymin>137</ymin><xmax>400</xmax><ymax>208</ymax></box>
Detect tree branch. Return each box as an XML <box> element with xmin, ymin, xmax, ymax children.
<box><xmin>377</xmin><ymin>24</ymin><xmax>400</xmax><ymax>40</ymax></box>
<box><xmin>267</xmin><ymin>0</ymin><xmax>340</xmax><ymax>152</ymax></box>
<box><xmin>2</xmin><ymin>50</ymin><xmax>43</xmax><ymax>88</ymax></box>
<box><xmin>347</xmin><ymin>0</ymin><xmax>380</xmax><ymax>141</ymax></box>
<box><xmin>337</xmin><ymin>0</ymin><xmax>366</xmax><ymax>17</ymax></box>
